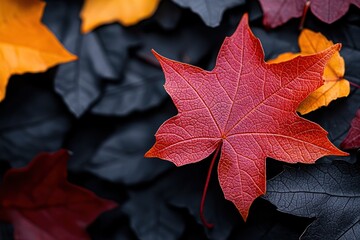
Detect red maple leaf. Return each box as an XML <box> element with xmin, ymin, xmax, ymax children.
<box><xmin>259</xmin><ymin>0</ymin><xmax>360</xmax><ymax>28</ymax></box>
<box><xmin>341</xmin><ymin>109</ymin><xmax>360</xmax><ymax>149</ymax></box>
<box><xmin>0</xmin><ymin>150</ymin><xmax>117</xmax><ymax>240</ymax></box>
<box><xmin>145</xmin><ymin>14</ymin><xmax>347</xmax><ymax>223</ymax></box>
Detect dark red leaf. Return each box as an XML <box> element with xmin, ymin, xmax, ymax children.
<box><xmin>341</xmin><ymin>109</ymin><xmax>360</xmax><ymax>149</ymax></box>
<box><xmin>0</xmin><ymin>150</ymin><xmax>117</xmax><ymax>240</ymax></box>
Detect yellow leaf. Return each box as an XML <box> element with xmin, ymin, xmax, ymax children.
<box><xmin>268</xmin><ymin>29</ymin><xmax>350</xmax><ymax>115</ymax></box>
<box><xmin>0</xmin><ymin>0</ymin><xmax>76</xmax><ymax>101</ymax></box>
<box><xmin>80</xmin><ymin>0</ymin><xmax>161</xmax><ymax>33</ymax></box>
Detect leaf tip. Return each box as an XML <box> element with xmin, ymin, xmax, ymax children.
<box><xmin>325</xmin><ymin>43</ymin><xmax>342</xmax><ymax>58</ymax></box>
<box><xmin>144</xmin><ymin>148</ymin><xmax>155</xmax><ymax>158</ymax></box>
<box><xmin>104</xmin><ymin>199</ymin><xmax>118</xmax><ymax>212</ymax></box>
<box><xmin>329</xmin><ymin>144</ymin><xmax>349</xmax><ymax>157</ymax></box>
<box><xmin>45</xmin><ymin>149</ymin><xmax>71</xmax><ymax>166</ymax></box>
<box><xmin>57</xmin><ymin>149</ymin><xmax>71</xmax><ymax>157</ymax></box>
<box><xmin>240</xmin><ymin>209</ymin><xmax>249</xmax><ymax>222</ymax></box>
<box><xmin>334</xmin><ymin>43</ymin><xmax>342</xmax><ymax>51</ymax></box>
<box><xmin>240</xmin><ymin>12</ymin><xmax>249</xmax><ymax>22</ymax></box>
<box><xmin>337</xmin><ymin>149</ymin><xmax>350</xmax><ymax>157</ymax></box>
<box><xmin>69</xmin><ymin>52</ymin><xmax>78</xmax><ymax>61</ymax></box>
<box><xmin>236</xmin><ymin>13</ymin><xmax>250</xmax><ymax>32</ymax></box>
<box><xmin>315</xmin><ymin>42</ymin><xmax>342</xmax><ymax>62</ymax></box>
<box><xmin>80</xmin><ymin>24</ymin><xmax>90</xmax><ymax>34</ymax></box>
<box><xmin>151</xmin><ymin>49</ymin><xmax>164</xmax><ymax>62</ymax></box>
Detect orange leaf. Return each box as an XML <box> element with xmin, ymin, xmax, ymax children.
<box><xmin>0</xmin><ymin>0</ymin><xmax>76</xmax><ymax>102</ymax></box>
<box><xmin>80</xmin><ymin>0</ymin><xmax>161</xmax><ymax>33</ymax></box>
<box><xmin>268</xmin><ymin>29</ymin><xmax>350</xmax><ymax>115</ymax></box>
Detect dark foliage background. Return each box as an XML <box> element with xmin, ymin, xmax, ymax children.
<box><xmin>0</xmin><ymin>0</ymin><xmax>359</xmax><ymax>239</ymax></box>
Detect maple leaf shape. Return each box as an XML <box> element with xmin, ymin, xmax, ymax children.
<box><xmin>341</xmin><ymin>109</ymin><xmax>360</xmax><ymax>149</ymax></box>
<box><xmin>0</xmin><ymin>0</ymin><xmax>76</xmax><ymax>101</ymax></box>
<box><xmin>0</xmin><ymin>150</ymin><xmax>117</xmax><ymax>240</ymax></box>
<box><xmin>268</xmin><ymin>29</ymin><xmax>350</xmax><ymax>115</ymax></box>
<box><xmin>145</xmin><ymin>14</ymin><xmax>347</xmax><ymax>221</ymax></box>
<box><xmin>259</xmin><ymin>0</ymin><xmax>360</xmax><ymax>28</ymax></box>
<box><xmin>80</xmin><ymin>0</ymin><xmax>160</xmax><ymax>33</ymax></box>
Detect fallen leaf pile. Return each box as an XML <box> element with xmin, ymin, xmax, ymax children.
<box><xmin>0</xmin><ymin>0</ymin><xmax>359</xmax><ymax>239</ymax></box>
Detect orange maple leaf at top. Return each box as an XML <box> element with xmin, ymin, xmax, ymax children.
<box><xmin>145</xmin><ymin>14</ymin><xmax>348</xmax><ymax>221</ymax></box>
<box><xmin>80</xmin><ymin>0</ymin><xmax>161</xmax><ymax>33</ymax></box>
<box><xmin>268</xmin><ymin>29</ymin><xmax>350</xmax><ymax>115</ymax></box>
<box><xmin>0</xmin><ymin>0</ymin><xmax>77</xmax><ymax>101</ymax></box>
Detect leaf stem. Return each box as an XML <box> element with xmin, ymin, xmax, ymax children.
<box><xmin>299</xmin><ymin>1</ymin><xmax>311</xmax><ymax>30</ymax></box>
<box><xmin>200</xmin><ymin>143</ymin><xmax>221</xmax><ymax>229</ymax></box>
<box><xmin>349</xmin><ymin>81</ymin><xmax>360</xmax><ymax>89</ymax></box>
